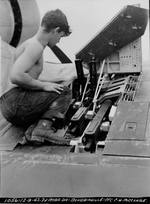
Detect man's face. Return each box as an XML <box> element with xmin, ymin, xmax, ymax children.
<box><xmin>48</xmin><ymin>27</ymin><xmax>65</xmax><ymax>47</ymax></box>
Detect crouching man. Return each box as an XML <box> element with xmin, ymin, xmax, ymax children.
<box><xmin>0</xmin><ymin>9</ymin><xmax>72</xmax><ymax>145</ymax></box>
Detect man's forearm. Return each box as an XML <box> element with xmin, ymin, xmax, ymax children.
<box><xmin>11</xmin><ymin>73</ymin><xmax>45</xmax><ymax>90</ymax></box>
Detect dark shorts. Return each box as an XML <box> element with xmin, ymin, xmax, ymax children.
<box><xmin>0</xmin><ymin>86</ymin><xmax>72</xmax><ymax>127</ymax></box>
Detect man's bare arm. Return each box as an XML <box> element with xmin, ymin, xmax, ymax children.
<box><xmin>10</xmin><ymin>42</ymin><xmax>64</xmax><ymax>93</ymax></box>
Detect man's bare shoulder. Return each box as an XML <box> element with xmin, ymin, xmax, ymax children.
<box><xmin>24</xmin><ymin>38</ymin><xmax>44</xmax><ymax>52</ymax></box>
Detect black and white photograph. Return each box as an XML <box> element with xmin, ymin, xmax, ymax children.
<box><xmin>0</xmin><ymin>0</ymin><xmax>149</xmax><ymax>202</ymax></box>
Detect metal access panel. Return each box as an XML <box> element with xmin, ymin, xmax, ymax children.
<box><xmin>106</xmin><ymin>101</ymin><xmax>150</xmax><ymax>141</ymax></box>
<box><xmin>76</xmin><ymin>5</ymin><xmax>148</xmax><ymax>63</ymax></box>
<box><xmin>105</xmin><ymin>38</ymin><xmax>142</xmax><ymax>73</ymax></box>
<box><xmin>135</xmin><ymin>81</ymin><xmax>150</xmax><ymax>102</ymax></box>
<box><xmin>103</xmin><ymin>140</ymin><xmax>150</xmax><ymax>158</ymax></box>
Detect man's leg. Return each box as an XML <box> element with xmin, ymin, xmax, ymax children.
<box><xmin>0</xmin><ymin>87</ymin><xmax>62</xmax><ymax>127</ymax></box>
<box><xmin>0</xmin><ymin>86</ymin><xmax>72</xmax><ymax>145</ymax></box>
<box><xmin>28</xmin><ymin>86</ymin><xmax>72</xmax><ymax>145</ymax></box>
<box><xmin>42</xmin><ymin>86</ymin><xmax>72</xmax><ymax>123</ymax></box>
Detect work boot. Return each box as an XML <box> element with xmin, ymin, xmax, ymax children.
<box><xmin>31</xmin><ymin>118</ymin><xmax>71</xmax><ymax>146</ymax></box>
<box><xmin>24</xmin><ymin>123</ymin><xmax>44</xmax><ymax>145</ymax></box>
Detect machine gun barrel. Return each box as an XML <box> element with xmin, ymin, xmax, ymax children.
<box><xmin>81</xmin><ymin>99</ymin><xmax>112</xmax><ymax>152</ymax></box>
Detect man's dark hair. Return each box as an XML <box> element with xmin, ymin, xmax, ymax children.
<box><xmin>41</xmin><ymin>9</ymin><xmax>71</xmax><ymax>36</ymax></box>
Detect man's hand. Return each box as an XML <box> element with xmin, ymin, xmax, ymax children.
<box><xmin>43</xmin><ymin>82</ymin><xmax>64</xmax><ymax>94</ymax></box>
